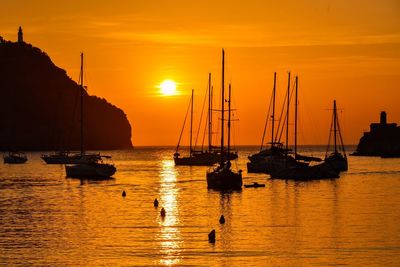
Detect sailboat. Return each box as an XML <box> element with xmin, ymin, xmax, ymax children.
<box><xmin>65</xmin><ymin>53</ymin><xmax>116</xmax><ymax>178</ymax></box>
<box><xmin>323</xmin><ymin>100</ymin><xmax>348</xmax><ymax>172</ymax></box>
<box><xmin>247</xmin><ymin>72</ymin><xmax>288</xmax><ymax>173</ymax></box>
<box><xmin>42</xmin><ymin>68</ymin><xmax>101</xmax><ymax>164</ymax></box>
<box><xmin>269</xmin><ymin>76</ymin><xmax>339</xmax><ymax>180</ymax></box>
<box><xmin>174</xmin><ymin>74</ymin><xmax>237</xmax><ymax>166</ymax></box>
<box><xmin>247</xmin><ymin>72</ymin><xmax>311</xmax><ymax>173</ymax></box>
<box><xmin>206</xmin><ymin>49</ymin><xmax>242</xmax><ymax>190</ymax></box>
<box><xmin>174</xmin><ymin>89</ymin><xmax>218</xmax><ymax>166</ymax></box>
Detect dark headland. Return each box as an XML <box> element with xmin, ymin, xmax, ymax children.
<box><xmin>352</xmin><ymin>111</ymin><xmax>400</xmax><ymax>157</ymax></box>
<box><xmin>0</xmin><ymin>30</ymin><xmax>133</xmax><ymax>150</ymax></box>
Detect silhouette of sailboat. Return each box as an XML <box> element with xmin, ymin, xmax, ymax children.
<box><xmin>174</xmin><ymin>74</ymin><xmax>237</xmax><ymax>166</ymax></box>
<box><xmin>269</xmin><ymin>75</ymin><xmax>338</xmax><ymax>180</ymax></box>
<box><xmin>247</xmin><ymin>72</ymin><xmax>309</xmax><ymax>173</ymax></box>
<box><xmin>323</xmin><ymin>100</ymin><xmax>348</xmax><ymax>172</ymax></box>
<box><xmin>41</xmin><ymin>57</ymin><xmax>101</xmax><ymax>164</ymax></box>
<box><xmin>206</xmin><ymin>49</ymin><xmax>242</xmax><ymax>190</ymax></box>
<box><xmin>174</xmin><ymin>89</ymin><xmax>217</xmax><ymax>166</ymax></box>
<box><xmin>65</xmin><ymin>53</ymin><xmax>116</xmax><ymax>178</ymax></box>
<box><xmin>247</xmin><ymin>72</ymin><xmax>287</xmax><ymax>173</ymax></box>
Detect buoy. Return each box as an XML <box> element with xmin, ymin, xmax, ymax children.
<box><xmin>154</xmin><ymin>198</ymin><xmax>159</xmax><ymax>207</ymax></box>
<box><xmin>160</xmin><ymin>207</ymin><xmax>166</xmax><ymax>217</ymax></box>
<box><xmin>122</xmin><ymin>190</ymin><xmax>126</xmax><ymax>198</ymax></box>
<box><xmin>208</xmin><ymin>229</ymin><xmax>216</xmax><ymax>243</ymax></box>
<box><xmin>219</xmin><ymin>215</ymin><xmax>225</xmax><ymax>224</ymax></box>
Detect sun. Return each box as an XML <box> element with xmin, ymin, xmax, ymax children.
<box><xmin>159</xmin><ymin>80</ymin><xmax>177</xmax><ymax>96</ymax></box>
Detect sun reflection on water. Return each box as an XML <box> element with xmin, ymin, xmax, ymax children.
<box><xmin>157</xmin><ymin>159</ymin><xmax>182</xmax><ymax>266</ymax></box>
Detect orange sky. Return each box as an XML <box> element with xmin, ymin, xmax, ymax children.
<box><xmin>2</xmin><ymin>0</ymin><xmax>399</xmax><ymax>146</ymax></box>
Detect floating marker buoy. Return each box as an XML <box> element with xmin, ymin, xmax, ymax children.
<box><xmin>160</xmin><ymin>207</ymin><xmax>166</xmax><ymax>217</ymax></box>
<box><xmin>122</xmin><ymin>190</ymin><xmax>126</xmax><ymax>198</ymax></box>
<box><xmin>219</xmin><ymin>215</ymin><xmax>225</xmax><ymax>224</ymax></box>
<box><xmin>154</xmin><ymin>198</ymin><xmax>159</xmax><ymax>207</ymax></box>
<box><xmin>208</xmin><ymin>229</ymin><xmax>216</xmax><ymax>243</ymax></box>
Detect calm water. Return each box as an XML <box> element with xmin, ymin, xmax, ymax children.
<box><xmin>0</xmin><ymin>146</ymin><xmax>399</xmax><ymax>266</ymax></box>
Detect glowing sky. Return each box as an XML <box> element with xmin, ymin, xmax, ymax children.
<box><xmin>1</xmin><ymin>0</ymin><xmax>399</xmax><ymax>145</ymax></box>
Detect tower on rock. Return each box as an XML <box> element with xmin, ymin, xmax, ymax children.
<box><xmin>18</xmin><ymin>26</ymin><xmax>23</xmax><ymax>43</ymax></box>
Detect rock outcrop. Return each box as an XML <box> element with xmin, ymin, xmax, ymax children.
<box><xmin>0</xmin><ymin>37</ymin><xmax>133</xmax><ymax>150</ymax></box>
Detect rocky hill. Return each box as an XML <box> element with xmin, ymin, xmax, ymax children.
<box><xmin>0</xmin><ymin>38</ymin><xmax>133</xmax><ymax>150</ymax></box>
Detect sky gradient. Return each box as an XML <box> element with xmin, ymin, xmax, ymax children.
<box><xmin>2</xmin><ymin>0</ymin><xmax>399</xmax><ymax>146</ymax></box>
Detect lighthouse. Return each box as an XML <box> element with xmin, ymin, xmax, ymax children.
<box><xmin>18</xmin><ymin>26</ymin><xmax>23</xmax><ymax>43</ymax></box>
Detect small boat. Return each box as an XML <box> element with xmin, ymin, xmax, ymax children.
<box><xmin>244</xmin><ymin>182</ymin><xmax>266</xmax><ymax>188</ymax></box>
<box><xmin>65</xmin><ymin>53</ymin><xmax>116</xmax><ymax>178</ymax></box>
<box><xmin>3</xmin><ymin>151</ymin><xmax>27</xmax><ymax>164</ymax></box>
<box><xmin>324</xmin><ymin>100</ymin><xmax>348</xmax><ymax>172</ymax></box>
<box><xmin>206</xmin><ymin>50</ymin><xmax>242</xmax><ymax>190</ymax></box>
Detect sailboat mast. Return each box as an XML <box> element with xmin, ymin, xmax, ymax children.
<box><xmin>334</xmin><ymin>99</ymin><xmax>337</xmax><ymax>154</ymax></box>
<box><xmin>80</xmin><ymin>53</ymin><xmax>84</xmax><ymax>157</ymax></box>
<box><xmin>286</xmin><ymin>72</ymin><xmax>291</xmax><ymax>153</ymax></box>
<box><xmin>220</xmin><ymin>49</ymin><xmax>225</xmax><ymax>165</ymax></box>
<box><xmin>208</xmin><ymin>73</ymin><xmax>212</xmax><ymax>152</ymax></box>
<box><xmin>271</xmin><ymin>72</ymin><xmax>276</xmax><ymax>145</ymax></box>
<box><xmin>228</xmin><ymin>83</ymin><xmax>231</xmax><ymax>158</ymax></box>
<box><xmin>190</xmin><ymin>89</ymin><xmax>194</xmax><ymax>155</ymax></box>
<box><xmin>294</xmin><ymin>76</ymin><xmax>298</xmax><ymax>157</ymax></box>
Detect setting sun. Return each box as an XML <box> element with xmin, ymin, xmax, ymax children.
<box><xmin>159</xmin><ymin>80</ymin><xmax>177</xmax><ymax>96</ymax></box>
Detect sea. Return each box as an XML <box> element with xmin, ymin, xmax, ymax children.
<box><xmin>0</xmin><ymin>146</ymin><xmax>399</xmax><ymax>266</ymax></box>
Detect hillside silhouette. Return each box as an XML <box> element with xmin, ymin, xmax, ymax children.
<box><xmin>0</xmin><ymin>37</ymin><xmax>132</xmax><ymax>150</ymax></box>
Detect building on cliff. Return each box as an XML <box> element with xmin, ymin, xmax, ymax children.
<box><xmin>18</xmin><ymin>26</ymin><xmax>23</xmax><ymax>43</ymax></box>
<box><xmin>352</xmin><ymin>111</ymin><xmax>400</xmax><ymax>157</ymax></box>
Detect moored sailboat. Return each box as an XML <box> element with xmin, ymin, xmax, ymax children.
<box><xmin>323</xmin><ymin>100</ymin><xmax>348</xmax><ymax>172</ymax></box>
<box><xmin>174</xmin><ymin>89</ymin><xmax>218</xmax><ymax>166</ymax></box>
<box><xmin>269</xmin><ymin>75</ymin><xmax>339</xmax><ymax>180</ymax></box>
<box><xmin>247</xmin><ymin>72</ymin><xmax>308</xmax><ymax>173</ymax></box>
<box><xmin>65</xmin><ymin>53</ymin><xmax>116</xmax><ymax>178</ymax></box>
<box><xmin>206</xmin><ymin>50</ymin><xmax>242</xmax><ymax>190</ymax></box>
<box><xmin>174</xmin><ymin>73</ymin><xmax>237</xmax><ymax>166</ymax></box>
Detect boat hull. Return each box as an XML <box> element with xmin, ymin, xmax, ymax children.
<box><xmin>206</xmin><ymin>165</ymin><xmax>242</xmax><ymax>190</ymax></box>
<box><xmin>41</xmin><ymin>153</ymin><xmax>101</xmax><ymax>164</ymax></box>
<box><xmin>65</xmin><ymin>163</ymin><xmax>116</xmax><ymax>178</ymax></box>
<box><xmin>324</xmin><ymin>153</ymin><xmax>348</xmax><ymax>172</ymax></box>
<box><xmin>174</xmin><ymin>153</ymin><xmax>218</xmax><ymax>166</ymax></box>
<box><xmin>4</xmin><ymin>153</ymin><xmax>27</xmax><ymax>164</ymax></box>
<box><xmin>247</xmin><ymin>154</ymin><xmax>307</xmax><ymax>174</ymax></box>
<box><xmin>270</xmin><ymin>163</ymin><xmax>339</xmax><ymax>180</ymax></box>
<box><xmin>174</xmin><ymin>151</ymin><xmax>238</xmax><ymax>166</ymax></box>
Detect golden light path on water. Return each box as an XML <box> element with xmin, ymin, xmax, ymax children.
<box><xmin>157</xmin><ymin>159</ymin><xmax>181</xmax><ymax>265</ymax></box>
